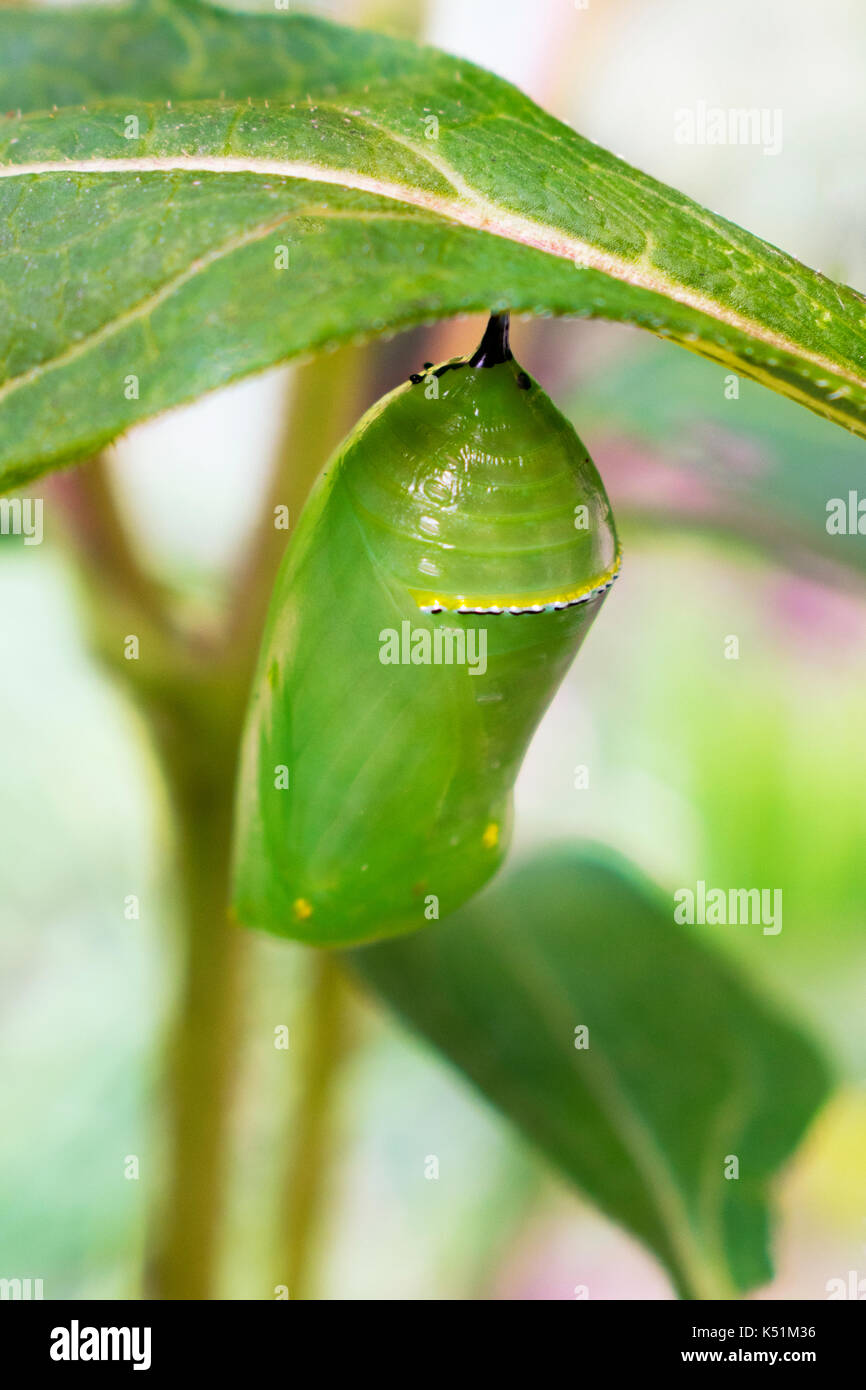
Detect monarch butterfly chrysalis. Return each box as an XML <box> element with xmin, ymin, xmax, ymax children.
<box><xmin>233</xmin><ymin>314</ymin><xmax>621</xmax><ymax>946</ymax></box>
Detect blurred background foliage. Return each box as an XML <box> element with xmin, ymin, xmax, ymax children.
<box><xmin>1</xmin><ymin>0</ymin><xmax>864</xmax><ymax>1299</ymax></box>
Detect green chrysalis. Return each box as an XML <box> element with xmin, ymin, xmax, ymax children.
<box><xmin>233</xmin><ymin>314</ymin><xmax>620</xmax><ymax>946</ymax></box>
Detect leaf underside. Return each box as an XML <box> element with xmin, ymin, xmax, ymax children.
<box><xmin>353</xmin><ymin>845</ymin><xmax>831</xmax><ymax>1300</ymax></box>
<box><xmin>0</xmin><ymin>0</ymin><xmax>864</xmax><ymax>490</ymax></box>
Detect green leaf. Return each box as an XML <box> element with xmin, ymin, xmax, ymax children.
<box><xmin>0</xmin><ymin>1</ymin><xmax>864</xmax><ymax>488</ymax></box>
<box><xmin>352</xmin><ymin>845</ymin><xmax>831</xmax><ymax>1299</ymax></box>
<box><xmin>572</xmin><ymin>340</ymin><xmax>866</xmax><ymax>584</ymax></box>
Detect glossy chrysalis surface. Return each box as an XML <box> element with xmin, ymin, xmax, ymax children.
<box><xmin>233</xmin><ymin>315</ymin><xmax>620</xmax><ymax>946</ymax></box>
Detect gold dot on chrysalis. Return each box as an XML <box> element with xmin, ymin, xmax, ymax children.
<box><xmin>293</xmin><ymin>898</ymin><xmax>313</xmax><ymax>921</ymax></box>
<box><xmin>482</xmin><ymin>822</ymin><xmax>499</xmax><ymax>849</ymax></box>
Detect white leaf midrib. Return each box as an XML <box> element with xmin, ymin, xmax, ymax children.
<box><xmin>0</xmin><ymin>151</ymin><xmax>861</xmax><ymax>403</ymax></box>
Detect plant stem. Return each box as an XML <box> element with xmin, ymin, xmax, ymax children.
<box><xmin>276</xmin><ymin>955</ymin><xmax>350</xmax><ymax>1300</ymax></box>
<box><xmin>56</xmin><ymin>455</ymin><xmax>250</xmax><ymax>1299</ymax></box>
<box><xmin>145</xmin><ymin>675</ymin><xmax>247</xmax><ymax>1299</ymax></box>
